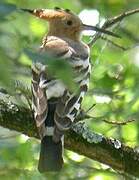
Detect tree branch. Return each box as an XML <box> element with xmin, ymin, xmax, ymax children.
<box><xmin>100</xmin><ymin>36</ymin><xmax>131</xmax><ymax>51</ymax></box>
<box><xmin>0</xmin><ymin>95</ymin><xmax>139</xmax><ymax>178</ymax></box>
<box><xmin>89</xmin><ymin>8</ymin><xmax>139</xmax><ymax>46</ymax></box>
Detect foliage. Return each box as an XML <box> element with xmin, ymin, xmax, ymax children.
<box><xmin>0</xmin><ymin>0</ymin><xmax>139</xmax><ymax>179</ymax></box>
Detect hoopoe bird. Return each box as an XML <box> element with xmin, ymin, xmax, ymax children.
<box><xmin>22</xmin><ymin>7</ymin><xmax>119</xmax><ymax>172</ymax></box>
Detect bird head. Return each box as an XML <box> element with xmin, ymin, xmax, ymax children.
<box><xmin>21</xmin><ymin>7</ymin><xmax>120</xmax><ymax>41</ymax></box>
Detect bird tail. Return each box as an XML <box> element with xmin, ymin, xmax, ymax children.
<box><xmin>38</xmin><ymin>135</ymin><xmax>63</xmax><ymax>173</ymax></box>
<box><xmin>31</xmin><ymin>65</ymin><xmax>63</xmax><ymax>172</ymax></box>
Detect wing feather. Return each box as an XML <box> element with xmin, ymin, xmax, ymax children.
<box><xmin>32</xmin><ymin>36</ymin><xmax>90</xmax><ymax>142</ymax></box>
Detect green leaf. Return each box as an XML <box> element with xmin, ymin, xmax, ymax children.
<box><xmin>0</xmin><ymin>48</ymin><xmax>13</xmax><ymax>89</ymax></box>
<box><xmin>48</xmin><ymin>59</ymin><xmax>77</xmax><ymax>91</ymax></box>
<box><xmin>25</xmin><ymin>49</ymin><xmax>77</xmax><ymax>91</ymax></box>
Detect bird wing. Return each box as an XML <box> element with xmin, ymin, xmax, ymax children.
<box><xmin>42</xmin><ymin>36</ymin><xmax>90</xmax><ymax>143</ymax></box>
<box><xmin>32</xmin><ymin>36</ymin><xmax>90</xmax><ymax>142</ymax></box>
<box><xmin>40</xmin><ymin>36</ymin><xmax>71</xmax><ymax>58</ymax></box>
<box><xmin>31</xmin><ymin>63</ymin><xmax>48</xmax><ymax>138</ymax></box>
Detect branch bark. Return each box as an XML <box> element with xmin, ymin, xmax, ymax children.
<box><xmin>0</xmin><ymin>96</ymin><xmax>139</xmax><ymax>178</ymax></box>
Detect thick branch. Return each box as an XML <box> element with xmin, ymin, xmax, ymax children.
<box><xmin>0</xmin><ymin>97</ymin><xmax>139</xmax><ymax>178</ymax></box>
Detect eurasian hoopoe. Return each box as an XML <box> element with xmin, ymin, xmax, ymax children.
<box><xmin>22</xmin><ymin>7</ymin><xmax>119</xmax><ymax>173</ymax></box>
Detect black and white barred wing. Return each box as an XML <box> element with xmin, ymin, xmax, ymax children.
<box><xmin>32</xmin><ymin>36</ymin><xmax>91</xmax><ymax>142</ymax></box>
<box><xmin>42</xmin><ymin>38</ymin><xmax>91</xmax><ymax>143</ymax></box>
<box><xmin>31</xmin><ymin>64</ymin><xmax>48</xmax><ymax>138</ymax></box>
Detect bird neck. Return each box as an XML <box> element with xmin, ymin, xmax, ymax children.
<box><xmin>47</xmin><ymin>24</ymin><xmax>81</xmax><ymax>42</ymax></box>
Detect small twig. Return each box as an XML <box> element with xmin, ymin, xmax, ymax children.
<box><xmin>75</xmin><ymin>104</ymin><xmax>96</xmax><ymax>122</ymax></box>
<box><xmin>103</xmin><ymin>119</ymin><xmax>135</xmax><ymax>125</ymax></box>
<box><xmin>100</xmin><ymin>36</ymin><xmax>128</xmax><ymax>51</ymax></box>
<box><xmin>75</xmin><ymin>110</ymin><xmax>93</xmax><ymax>122</ymax></box>
<box><xmin>85</xmin><ymin>103</ymin><xmax>96</xmax><ymax>113</ymax></box>
<box><xmin>89</xmin><ymin>8</ymin><xmax>139</xmax><ymax>46</ymax></box>
<box><xmin>15</xmin><ymin>81</ymin><xmax>32</xmax><ymax>110</ymax></box>
<box><xmin>101</xmin><ymin>36</ymin><xmax>139</xmax><ymax>51</ymax></box>
<box><xmin>120</xmin><ymin>27</ymin><xmax>139</xmax><ymax>42</ymax></box>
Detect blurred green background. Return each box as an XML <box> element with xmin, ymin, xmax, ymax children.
<box><xmin>0</xmin><ymin>0</ymin><xmax>139</xmax><ymax>179</ymax></box>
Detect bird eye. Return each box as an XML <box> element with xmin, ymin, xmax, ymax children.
<box><xmin>66</xmin><ymin>20</ymin><xmax>73</xmax><ymax>26</ymax></box>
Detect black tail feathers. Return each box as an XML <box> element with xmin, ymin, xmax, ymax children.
<box><xmin>38</xmin><ymin>136</ymin><xmax>63</xmax><ymax>173</ymax></box>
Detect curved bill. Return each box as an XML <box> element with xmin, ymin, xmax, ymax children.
<box><xmin>82</xmin><ymin>24</ymin><xmax>120</xmax><ymax>38</ymax></box>
<box><xmin>20</xmin><ymin>8</ymin><xmax>34</xmax><ymax>13</ymax></box>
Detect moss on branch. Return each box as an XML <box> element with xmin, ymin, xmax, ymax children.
<box><xmin>0</xmin><ymin>96</ymin><xmax>139</xmax><ymax>178</ymax></box>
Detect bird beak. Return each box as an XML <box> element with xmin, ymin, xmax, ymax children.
<box><xmin>82</xmin><ymin>24</ymin><xmax>120</xmax><ymax>38</ymax></box>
